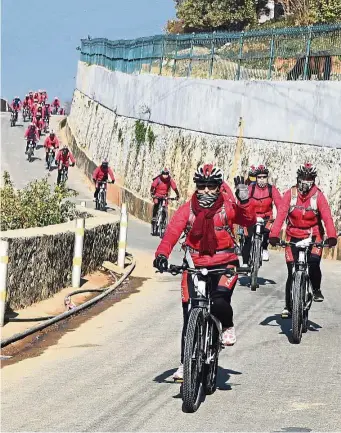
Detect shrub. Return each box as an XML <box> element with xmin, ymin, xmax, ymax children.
<box><xmin>0</xmin><ymin>172</ymin><xmax>78</xmax><ymax>231</ymax></box>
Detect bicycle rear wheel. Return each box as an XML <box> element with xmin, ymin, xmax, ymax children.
<box><xmin>203</xmin><ymin>317</ymin><xmax>219</xmax><ymax>395</ymax></box>
<box><xmin>250</xmin><ymin>238</ymin><xmax>262</xmax><ymax>291</ymax></box>
<box><xmin>183</xmin><ymin>308</ymin><xmax>205</xmax><ymax>413</ymax></box>
<box><xmin>292</xmin><ymin>271</ymin><xmax>304</xmax><ymax>344</ymax></box>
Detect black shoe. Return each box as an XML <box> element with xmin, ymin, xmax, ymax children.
<box><xmin>313</xmin><ymin>289</ymin><xmax>324</xmax><ymax>302</ymax></box>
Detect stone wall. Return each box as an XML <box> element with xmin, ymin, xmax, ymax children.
<box><xmin>76</xmin><ymin>61</ymin><xmax>341</xmax><ymax>149</ymax></box>
<box><xmin>0</xmin><ymin>207</ymin><xmax>120</xmax><ymax>309</ymax></box>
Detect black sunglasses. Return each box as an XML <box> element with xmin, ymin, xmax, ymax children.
<box><xmin>196</xmin><ymin>184</ymin><xmax>219</xmax><ymax>191</ymax></box>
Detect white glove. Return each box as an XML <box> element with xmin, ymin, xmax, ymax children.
<box><xmin>296</xmin><ymin>237</ymin><xmax>312</xmax><ymax>248</ymax></box>
<box><xmin>257</xmin><ymin>217</ymin><xmax>264</xmax><ymax>223</ymax></box>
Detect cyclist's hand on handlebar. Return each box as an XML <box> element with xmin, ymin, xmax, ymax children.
<box><xmin>327</xmin><ymin>237</ymin><xmax>337</xmax><ymax>247</ymax></box>
<box><xmin>153</xmin><ymin>254</ymin><xmax>168</xmax><ymax>273</ymax></box>
<box><xmin>176</xmin><ymin>195</ymin><xmax>180</xmax><ymax>201</ymax></box>
<box><xmin>256</xmin><ymin>217</ymin><xmax>264</xmax><ymax>223</ymax></box>
<box><xmin>269</xmin><ymin>237</ymin><xmax>280</xmax><ymax>247</ymax></box>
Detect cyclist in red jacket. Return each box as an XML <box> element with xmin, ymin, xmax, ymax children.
<box><xmin>269</xmin><ymin>163</ymin><xmax>337</xmax><ymax>317</ymax></box>
<box><xmin>56</xmin><ymin>146</ymin><xmax>76</xmax><ymax>185</ymax></box>
<box><xmin>150</xmin><ymin>168</ymin><xmax>179</xmax><ymax>231</ymax></box>
<box><xmin>24</xmin><ymin>123</ymin><xmax>39</xmax><ymax>153</ymax></box>
<box><xmin>153</xmin><ymin>164</ymin><xmax>256</xmax><ymax>380</ymax></box>
<box><xmin>242</xmin><ymin>164</ymin><xmax>282</xmax><ymax>264</ymax></box>
<box><xmin>44</xmin><ymin>130</ymin><xmax>60</xmax><ymax>167</ymax></box>
<box><xmin>92</xmin><ymin>159</ymin><xmax>115</xmax><ymax>204</ymax></box>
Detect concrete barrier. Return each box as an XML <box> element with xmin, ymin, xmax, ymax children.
<box><xmin>0</xmin><ymin>206</ymin><xmax>120</xmax><ymax>309</ymax></box>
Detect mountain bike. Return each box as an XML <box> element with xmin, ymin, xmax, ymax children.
<box><xmin>58</xmin><ymin>164</ymin><xmax>68</xmax><ymax>185</ymax></box>
<box><xmin>278</xmin><ymin>238</ymin><xmax>329</xmax><ymax>344</ymax></box>
<box><xmin>95</xmin><ymin>181</ymin><xmax>108</xmax><ymax>211</ymax></box>
<box><xmin>23</xmin><ymin>107</ymin><xmax>30</xmax><ymax>122</ymax></box>
<box><xmin>249</xmin><ymin>218</ymin><xmax>265</xmax><ymax>291</ymax></box>
<box><xmin>10</xmin><ymin>111</ymin><xmax>17</xmax><ymax>127</ymax></box>
<box><xmin>152</xmin><ymin>197</ymin><xmax>176</xmax><ymax>238</ymax></box>
<box><xmin>26</xmin><ymin>140</ymin><xmax>35</xmax><ymax>162</ymax></box>
<box><xmin>46</xmin><ymin>148</ymin><xmax>55</xmax><ymax>171</ymax></box>
<box><xmin>165</xmin><ymin>261</ymin><xmax>249</xmax><ymax>412</ymax></box>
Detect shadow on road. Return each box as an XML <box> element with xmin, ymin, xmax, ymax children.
<box><xmin>216</xmin><ymin>367</ymin><xmax>242</xmax><ymax>391</ymax></box>
<box><xmin>239</xmin><ymin>276</ymin><xmax>277</xmax><ymax>287</ymax></box>
<box><xmin>260</xmin><ymin>314</ymin><xmax>322</xmax><ymax>343</ymax></box>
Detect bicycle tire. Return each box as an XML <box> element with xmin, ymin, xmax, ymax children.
<box><xmin>183</xmin><ymin>308</ymin><xmax>205</xmax><ymax>413</ymax></box>
<box><xmin>159</xmin><ymin>209</ymin><xmax>167</xmax><ymax>239</ymax></box>
<box><xmin>250</xmin><ymin>237</ymin><xmax>262</xmax><ymax>291</ymax></box>
<box><xmin>203</xmin><ymin>317</ymin><xmax>219</xmax><ymax>395</ymax></box>
<box><xmin>302</xmin><ymin>274</ymin><xmax>310</xmax><ymax>334</ymax></box>
<box><xmin>292</xmin><ymin>270</ymin><xmax>304</xmax><ymax>344</ymax></box>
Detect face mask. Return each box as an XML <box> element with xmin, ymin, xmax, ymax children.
<box><xmin>256</xmin><ymin>177</ymin><xmax>268</xmax><ymax>188</ymax></box>
<box><xmin>298</xmin><ymin>179</ymin><xmax>314</xmax><ymax>194</ymax></box>
<box><xmin>196</xmin><ymin>191</ymin><xmax>219</xmax><ymax>208</ymax></box>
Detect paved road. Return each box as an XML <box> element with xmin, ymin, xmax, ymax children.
<box><xmin>1</xmin><ymin>113</ymin><xmax>341</xmax><ymax>432</ymax></box>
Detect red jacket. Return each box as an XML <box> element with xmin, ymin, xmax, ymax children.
<box><xmin>220</xmin><ymin>181</ymin><xmax>235</xmax><ymax>202</ymax></box>
<box><xmin>24</xmin><ymin>127</ymin><xmax>39</xmax><ymax>142</ymax></box>
<box><xmin>270</xmin><ymin>185</ymin><xmax>337</xmax><ymax>240</ymax></box>
<box><xmin>249</xmin><ymin>183</ymin><xmax>282</xmax><ymax>219</ymax></box>
<box><xmin>151</xmin><ymin>176</ymin><xmax>178</xmax><ymax>198</ymax></box>
<box><xmin>44</xmin><ymin>136</ymin><xmax>60</xmax><ymax>149</ymax></box>
<box><xmin>156</xmin><ymin>195</ymin><xmax>256</xmax><ymax>266</ymax></box>
<box><xmin>56</xmin><ymin>150</ymin><xmax>76</xmax><ymax>167</ymax></box>
<box><xmin>92</xmin><ymin>166</ymin><xmax>115</xmax><ymax>182</ymax></box>
<box><xmin>53</xmin><ymin>99</ymin><xmax>60</xmax><ymax>107</ymax></box>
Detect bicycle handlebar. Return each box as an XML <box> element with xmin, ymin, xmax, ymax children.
<box><xmin>277</xmin><ymin>240</ymin><xmax>328</xmax><ymax>248</ymax></box>
<box><xmin>165</xmin><ymin>264</ymin><xmax>251</xmax><ymax>276</ymax></box>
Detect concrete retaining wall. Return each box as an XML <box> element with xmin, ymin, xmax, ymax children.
<box><xmin>76</xmin><ymin>61</ymin><xmax>341</xmax><ymax>149</ymax></box>
<box><xmin>0</xmin><ymin>207</ymin><xmax>120</xmax><ymax>309</ymax></box>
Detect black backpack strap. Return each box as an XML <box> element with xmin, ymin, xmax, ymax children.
<box><xmin>251</xmin><ymin>183</ymin><xmax>256</xmax><ymax>198</ymax></box>
<box><xmin>268</xmin><ymin>184</ymin><xmax>273</xmax><ymax>199</ymax></box>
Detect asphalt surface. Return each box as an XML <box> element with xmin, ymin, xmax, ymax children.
<box><xmin>1</xmin><ymin>112</ymin><xmax>341</xmax><ymax>432</ymax></box>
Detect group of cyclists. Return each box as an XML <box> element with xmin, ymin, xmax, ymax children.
<box><xmin>152</xmin><ymin>162</ymin><xmax>338</xmax><ymax>380</ymax></box>
<box><xmin>10</xmin><ymin>91</ymin><xmax>77</xmax><ymax>185</ymax></box>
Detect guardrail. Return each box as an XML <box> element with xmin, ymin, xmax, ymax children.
<box><xmin>80</xmin><ymin>23</ymin><xmax>341</xmax><ymax>81</ymax></box>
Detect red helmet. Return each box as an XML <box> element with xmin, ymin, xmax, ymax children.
<box><xmin>297</xmin><ymin>163</ymin><xmax>317</xmax><ymax>179</ymax></box>
<box><xmin>248</xmin><ymin>165</ymin><xmax>257</xmax><ymax>176</ymax></box>
<box><xmin>193</xmin><ymin>163</ymin><xmax>223</xmax><ymax>185</ymax></box>
<box><xmin>256</xmin><ymin>165</ymin><xmax>269</xmax><ymax>176</ymax></box>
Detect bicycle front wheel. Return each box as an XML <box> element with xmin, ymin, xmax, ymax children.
<box><xmin>292</xmin><ymin>271</ymin><xmax>304</xmax><ymax>344</ymax></box>
<box><xmin>203</xmin><ymin>316</ymin><xmax>220</xmax><ymax>395</ymax></box>
<box><xmin>183</xmin><ymin>308</ymin><xmax>205</xmax><ymax>413</ymax></box>
<box><xmin>250</xmin><ymin>238</ymin><xmax>262</xmax><ymax>291</ymax></box>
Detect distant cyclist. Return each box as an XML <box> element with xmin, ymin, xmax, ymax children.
<box><xmin>150</xmin><ymin>168</ymin><xmax>179</xmax><ymax>233</ymax></box>
<box><xmin>92</xmin><ymin>159</ymin><xmax>115</xmax><ymax>205</ymax></box>
<box><xmin>246</xmin><ymin>165</ymin><xmax>257</xmax><ymax>185</ymax></box>
<box><xmin>55</xmin><ymin>146</ymin><xmax>76</xmax><ymax>185</ymax></box>
<box><xmin>269</xmin><ymin>163</ymin><xmax>337</xmax><ymax>317</ymax></box>
<box><xmin>241</xmin><ymin>165</ymin><xmax>282</xmax><ymax>264</ymax></box>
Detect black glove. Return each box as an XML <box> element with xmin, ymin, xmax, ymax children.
<box><xmin>269</xmin><ymin>237</ymin><xmax>280</xmax><ymax>247</ymax></box>
<box><xmin>153</xmin><ymin>254</ymin><xmax>168</xmax><ymax>273</ymax></box>
<box><xmin>71</xmin><ymin>162</ymin><xmax>75</xmax><ymax>167</ymax></box>
<box><xmin>234</xmin><ymin>176</ymin><xmax>249</xmax><ymax>203</ymax></box>
<box><xmin>327</xmin><ymin>237</ymin><xmax>337</xmax><ymax>247</ymax></box>
<box><xmin>176</xmin><ymin>195</ymin><xmax>180</xmax><ymax>201</ymax></box>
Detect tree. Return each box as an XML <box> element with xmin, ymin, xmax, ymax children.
<box><xmin>174</xmin><ymin>0</ymin><xmax>269</xmax><ymax>32</ymax></box>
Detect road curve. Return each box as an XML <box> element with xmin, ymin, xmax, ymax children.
<box><xmin>1</xmin><ymin>113</ymin><xmax>341</xmax><ymax>432</ymax></box>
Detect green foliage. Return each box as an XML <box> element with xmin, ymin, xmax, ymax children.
<box><xmin>175</xmin><ymin>0</ymin><xmax>268</xmax><ymax>32</ymax></box>
<box><xmin>147</xmin><ymin>126</ymin><xmax>156</xmax><ymax>152</ymax></box>
<box><xmin>135</xmin><ymin>120</ymin><xmax>147</xmax><ymax>153</ymax></box>
<box><xmin>0</xmin><ymin>172</ymin><xmax>78</xmax><ymax>231</ymax></box>
<box><xmin>173</xmin><ymin>0</ymin><xmax>341</xmax><ymax>32</ymax></box>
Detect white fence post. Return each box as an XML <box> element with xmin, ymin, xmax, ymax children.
<box><xmin>81</xmin><ymin>201</ymin><xmax>86</xmax><ymax>207</ymax></box>
<box><xmin>0</xmin><ymin>240</ymin><xmax>9</xmax><ymax>327</ymax></box>
<box><xmin>72</xmin><ymin>218</ymin><xmax>85</xmax><ymax>288</ymax></box>
<box><xmin>117</xmin><ymin>204</ymin><xmax>128</xmax><ymax>269</ymax></box>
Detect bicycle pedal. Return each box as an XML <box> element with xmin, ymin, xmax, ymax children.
<box><xmin>173</xmin><ymin>378</ymin><xmax>183</xmax><ymax>384</ymax></box>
